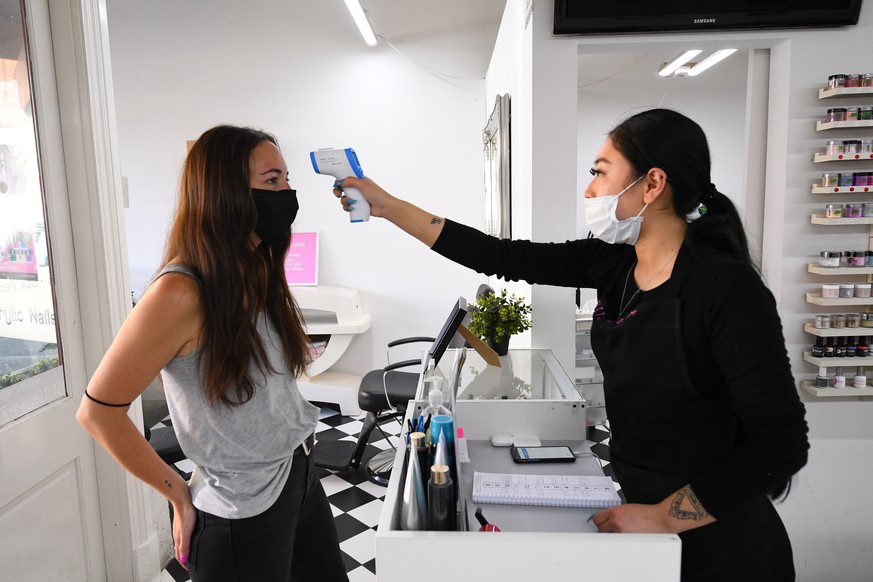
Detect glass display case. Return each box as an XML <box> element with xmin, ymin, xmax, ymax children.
<box><xmin>421</xmin><ymin>347</ymin><xmax>583</xmax><ymax>403</ymax></box>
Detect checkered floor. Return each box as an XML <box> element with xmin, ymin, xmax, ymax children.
<box><xmin>158</xmin><ymin>406</ymin><xmax>619</xmax><ymax>581</ymax></box>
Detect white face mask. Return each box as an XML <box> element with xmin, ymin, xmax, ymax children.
<box><xmin>583</xmin><ymin>175</ymin><xmax>647</xmax><ymax>245</ymax></box>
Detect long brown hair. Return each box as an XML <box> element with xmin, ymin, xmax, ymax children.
<box><xmin>162</xmin><ymin>124</ymin><xmax>310</xmax><ymax>406</ymax></box>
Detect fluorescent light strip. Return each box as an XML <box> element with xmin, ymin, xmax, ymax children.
<box><xmin>658</xmin><ymin>50</ymin><xmax>701</xmax><ymax>77</ymax></box>
<box><xmin>687</xmin><ymin>49</ymin><xmax>737</xmax><ymax>77</ymax></box>
<box><xmin>344</xmin><ymin>0</ymin><xmax>378</xmax><ymax>46</ymax></box>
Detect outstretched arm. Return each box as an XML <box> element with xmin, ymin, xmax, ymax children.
<box><xmin>334</xmin><ymin>176</ymin><xmax>445</xmax><ymax>247</ymax></box>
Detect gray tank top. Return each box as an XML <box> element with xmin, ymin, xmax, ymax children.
<box><xmin>155</xmin><ymin>264</ymin><xmax>319</xmax><ymax>519</ymax></box>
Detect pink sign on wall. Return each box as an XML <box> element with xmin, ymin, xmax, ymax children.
<box><xmin>284</xmin><ymin>231</ymin><xmax>318</xmax><ymax>286</ymax></box>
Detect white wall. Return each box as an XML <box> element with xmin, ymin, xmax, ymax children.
<box><xmin>488</xmin><ymin>0</ymin><xmax>873</xmax><ymax>579</ymax></box>
<box><xmin>107</xmin><ymin>0</ymin><xmax>487</xmax><ymax>376</ymax></box>
<box><xmin>575</xmin><ymin>50</ymin><xmax>750</xmax><ymax>237</ymax></box>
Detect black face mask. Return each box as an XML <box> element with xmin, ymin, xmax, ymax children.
<box><xmin>251</xmin><ymin>188</ymin><xmax>298</xmax><ymax>244</ymax></box>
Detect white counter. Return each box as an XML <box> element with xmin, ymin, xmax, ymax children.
<box><xmin>373</xmin><ymin>349</ymin><xmax>681</xmax><ymax>582</ymax></box>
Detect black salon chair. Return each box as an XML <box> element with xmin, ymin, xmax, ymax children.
<box><xmin>313</xmin><ymin>285</ymin><xmax>495</xmax><ymax>485</ymax></box>
<box><xmin>312</xmin><ymin>336</ymin><xmax>434</xmax><ymax>485</ymax></box>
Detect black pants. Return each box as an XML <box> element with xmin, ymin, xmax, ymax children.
<box><xmin>187</xmin><ymin>449</ymin><xmax>349</xmax><ymax>582</ymax></box>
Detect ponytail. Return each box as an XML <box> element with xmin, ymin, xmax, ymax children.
<box><xmin>684</xmin><ymin>184</ymin><xmax>754</xmax><ymax>268</ymax></box>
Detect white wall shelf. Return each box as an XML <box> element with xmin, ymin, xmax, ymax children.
<box><xmin>810</xmin><ymin>214</ymin><xmax>873</xmax><ymax>225</ymax></box>
<box><xmin>806</xmin><ymin>85</ymin><xmax>873</xmax><ymax>402</ymax></box>
<box><xmin>819</xmin><ymin>86</ymin><xmax>873</xmax><ymax>99</ymax></box>
<box><xmin>800</xmin><ymin>380</ymin><xmax>873</xmax><ymax>398</ymax></box>
<box><xmin>807</xmin><ymin>263</ymin><xmax>873</xmax><ymax>275</ymax></box>
<box><xmin>806</xmin><ymin>292</ymin><xmax>873</xmax><ymax>306</ymax></box>
<box><xmin>811</xmin><ymin>185</ymin><xmax>873</xmax><ymax>194</ymax></box>
<box><xmin>803</xmin><ymin>323</ymin><xmax>873</xmax><ymax>337</ymax></box>
<box><xmin>816</xmin><ymin>120</ymin><xmax>873</xmax><ymax>131</ymax></box>
<box><xmin>813</xmin><ymin>152</ymin><xmax>873</xmax><ymax>163</ymax></box>
<box><xmin>803</xmin><ymin>351</ymin><xmax>873</xmax><ymax>367</ymax></box>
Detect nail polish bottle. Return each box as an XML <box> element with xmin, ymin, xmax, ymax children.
<box><xmin>812</xmin><ymin>336</ymin><xmax>824</xmax><ymax>358</ymax></box>
<box><xmin>847</xmin><ymin>336</ymin><xmax>857</xmax><ymax>357</ymax></box>
<box><xmin>835</xmin><ymin>337</ymin><xmax>846</xmax><ymax>358</ymax></box>
<box><xmin>815</xmin><ymin>367</ymin><xmax>829</xmax><ymax>388</ymax></box>
<box><xmin>833</xmin><ymin>366</ymin><xmax>846</xmax><ymax>388</ymax></box>
<box><xmin>854</xmin><ymin>366</ymin><xmax>867</xmax><ymax>388</ymax></box>
<box><xmin>823</xmin><ymin>337</ymin><xmax>835</xmax><ymax>357</ymax></box>
<box><xmin>858</xmin><ymin>336</ymin><xmax>869</xmax><ymax>358</ymax></box>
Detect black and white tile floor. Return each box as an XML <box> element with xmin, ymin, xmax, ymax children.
<box><xmin>159</xmin><ymin>406</ymin><xmax>619</xmax><ymax>581</ymax></box>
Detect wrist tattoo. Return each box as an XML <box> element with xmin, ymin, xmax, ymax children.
<box><xmin>668</xmin><ymin>486</ymin><xmax>709</xmax><ymax>521</ymax></box>
<box><xmin>429</xmin><ymin>217</ymin><xmax>443</xmax><ymax>225</ymax></box>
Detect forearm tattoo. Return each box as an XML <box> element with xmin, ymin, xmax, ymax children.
<box><xmin>429</xmin><ymin>217</ymin><xmax>443</xmax><ymax>225</ymax></box>
<box><xmin>164</xmin><ymin>480</ymin><xmax>173</xmax><ymax>489</ymax></box>
<box><xmin>668</xmin><ymin>486</ymin><xmax>709</xmax><ymax>521</ymax></box>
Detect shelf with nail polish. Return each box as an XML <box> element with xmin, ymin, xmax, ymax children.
<box><xmin>810</xmin><ymin>214</ymin><xmax>873</xmax><ymax>225</ymax></box>
<box><xmin>819</xmin><ymin>87</ymin><xmax>873</xmax><ymax>99</ymax></box>
<box><xmin>811</xmin><ymin>185</ymin><xmax>873</xmax><ymax>194</ymax></box>
<box><xmin>803</xmin><ymin>323</ymin><xmax>873</xmax><ymax>337</ymax></box>
<box><xmin>802</xmin><ymin>82</ymin><xmax>873</xmax><ymax>400</ymax></box>
<box><xmin>813</xmin><ymin>152</ymin><xmax>873</xmax><ymax>163</ymax></box>
<box><xmin>799</xmin><ymin>380</ymin><xmax>873</xmax><ymax>397</ymax></box>
<box><xmin>807</xmin><ymin>263</ymin><xmax>873</xmax><ymax>275</ymax></box>
<box><xmin>806</xmin><ymin>292</ymin><xmax>873</xmax><ymax>306</ymax></box>
<box><xmin>803</xmin><ymin>350</ymin><xmax>873</xmax><ymax>367</ymax></box>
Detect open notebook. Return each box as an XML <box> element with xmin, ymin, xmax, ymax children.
<box><xmin>472</xmin><ymin>471</ymin><xmax>622</xmax><ymax>509</ymax></box>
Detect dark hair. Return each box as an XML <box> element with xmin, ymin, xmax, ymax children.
<box><xmin>608</xmin><ymin>108</ymin><xmax>754</xmax><ymax>266</ymax></box>
<box><xmin>162</xmin><ymin>124</ymin><xmax>310</xmax><ymax>406</ymax></box>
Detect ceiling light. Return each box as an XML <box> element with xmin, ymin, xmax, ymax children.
<box><xmin>687</xmin><ymin>49</ymin><xmax>737</xmax><ymax>77</ymax></box>
<box><xmin>658</xmin><ymin>50</ymin><xmax>701</xmax><ymax>77</ymax></box>
<box><xmin>344</xmin><ymin>0</ymin><xmax>377</xmax><ymax>46</ymax></box>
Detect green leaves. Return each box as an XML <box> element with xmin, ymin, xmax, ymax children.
<box><xmin>468</xmin><ymin>289</ymin><xmax>532</xmax><ymax>344</ymax></box>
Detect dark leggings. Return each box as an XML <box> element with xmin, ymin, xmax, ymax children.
<box><xmin>187</xmin><ymin>451</ymin><xmax>349</xmax><ymax>582</ymax></box>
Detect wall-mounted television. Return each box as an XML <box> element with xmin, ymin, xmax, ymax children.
<box><xmin>553</xmin><ymin>0</ymin><xmax>863</xmax><ymax>36</ymax></box>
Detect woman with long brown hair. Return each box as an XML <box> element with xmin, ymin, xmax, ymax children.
<box><xmin>78</xmin><ymin>125</ymin><xmax>348</xmax><ymax>581</ymax></box>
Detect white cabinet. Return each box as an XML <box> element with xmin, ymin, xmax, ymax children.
<box><xmin>374</xmin><ymin>348</ymin><xmax>680</xmax><ymax>582</ymax></box>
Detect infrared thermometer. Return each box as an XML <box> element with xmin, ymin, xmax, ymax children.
<box><xmin>310</xmin><ymin>148</ymin><xmax>369</xmax><ymax>223</ymax></box>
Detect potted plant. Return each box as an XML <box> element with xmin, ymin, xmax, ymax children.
<box><xmin>468</xmin><ymin>289</ymin><xmax>532</xmax><ymax>356</ymax></box>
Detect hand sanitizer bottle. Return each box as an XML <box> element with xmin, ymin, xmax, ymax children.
<box><xmin>420</xmin><ymin>376</ymin><xmax>452</xmax><ymax>418</ymax></box>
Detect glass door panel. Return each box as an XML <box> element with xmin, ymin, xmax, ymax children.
<box><xmin>0</xmin><ymin>0</ymin><xmax>62</xmax><ymax>427</ymax></box>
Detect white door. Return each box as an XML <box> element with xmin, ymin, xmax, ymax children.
<box><xmin>0</xmin><ymin>0</ymin><xmax>148</xmax><ymax>580</ymax></box>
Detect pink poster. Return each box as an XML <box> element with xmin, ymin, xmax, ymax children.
<box><xmin>0</xmin><ymin>231</ymin><xmax>38</xmax><ymax>281</ymax></box>
<box><xmin>284</xmin><ymin>232</ymin><xmax>318</xmax><ymax>286</ymax></box>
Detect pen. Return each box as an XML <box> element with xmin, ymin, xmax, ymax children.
<box><xmin>586</xmin><ymin>513</ymin><xmax>595</xmax><ymax>524</ymax></box>
<box><xmin>417</xmin><ymin>416</ymin><xmax>424</xmax><ymax>433</ymax></box>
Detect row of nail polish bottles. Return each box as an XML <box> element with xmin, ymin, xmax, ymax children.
<box><xmin>811</xmin><ymin>336</ymin><xmax>870</xmax><ymax>358</ymax></box>
<box><xmin>816</xmin><ymin>366</ymin><xmax>867</xmax><ymax>388</ymax></box>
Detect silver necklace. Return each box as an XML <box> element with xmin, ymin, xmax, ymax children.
<box><xmin>618</xmin><ymin>251</ymin><xmax>679</xmax><ymax>317</ymax></box>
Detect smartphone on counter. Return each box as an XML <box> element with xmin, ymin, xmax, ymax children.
<box><xmin>510</xmin><ymin>445</ymin><xmax>576</xmax><ymax>463</ymax></box>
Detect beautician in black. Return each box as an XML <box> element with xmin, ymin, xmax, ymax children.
<box><xmin>332</xmin><ymin>108</ymin><xmax>809</xmax><ymax>581</ymax></box>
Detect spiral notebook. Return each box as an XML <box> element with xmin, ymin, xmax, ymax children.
<box><xmin>472</xmin><ymin>471</ymin><xmax>621</xmax><ymax>509</ymax></box>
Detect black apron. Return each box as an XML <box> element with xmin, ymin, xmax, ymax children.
<box><xmin>591</xmin><ymin>249</ymin><xmax>795</xmax><ymax>582</ymax></box>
